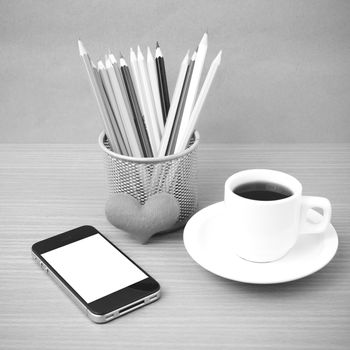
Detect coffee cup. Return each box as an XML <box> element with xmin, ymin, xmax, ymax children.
<box><xmin>224</xmin><ymin>169</ymin><xmax>332</xmax><ymax>262</ymax></box>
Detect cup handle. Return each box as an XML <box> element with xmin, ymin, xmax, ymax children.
<box><xmin>300</xmin><ymin>196</ymin><xmax>332</xmax><ymax>234</ymax></box>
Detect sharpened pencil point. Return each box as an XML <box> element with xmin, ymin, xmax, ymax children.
<box><xmin>97</xmin><ymin>60</ymin><xmax>105</xmax><ymax>70</ymax></box>
<box><xmin>155</xmin><ymin>43</ymin><xmax>162</xmax><ymax>58</ymax></box>
<box><xmin>156</xmin><ymin>41</ymin><xmax>160</xmax><ymax>48</ymax></box>
<box><xmin>109</xmin><ymin>53</ymin><xmax>117</xmax><ymax>64</ymax></box>
<box><xmin>78</xmin><ymin>39</ymin><xmax>87</xmax><ymax>56</ymax></box>
<box><xmin>147</xmin><ymin>46</ymin><xmax>153</xmax><ymax>59</ymax></box>
<box><xmin>120</xmin><ymin>57</ymin><xmax>127</xmax><ymax>67</ymax></box>
<box><xmin>120</xmin><ymin>52</ymin><xmax>124</xmax><ymax>59</ymax></box>
<box><xmin>199</xmin><ymin>32</ymin><xmax>208</xmax><ymax>47</ymax></box>
<box><xmin>216</xmin><ymin>50</ymin><xmax>222</xmax><ymax>63</ymax></box>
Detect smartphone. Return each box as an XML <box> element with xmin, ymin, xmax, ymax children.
<box><xmin>31</xmin><ymin>226</ymin><xmax>160</xmax><ymax>323</ymax></box>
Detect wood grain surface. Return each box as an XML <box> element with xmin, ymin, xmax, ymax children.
<box><xmin>0</xmin><ymin>144</ymin><xmax>349</xmax><ymax>349</ymax></box>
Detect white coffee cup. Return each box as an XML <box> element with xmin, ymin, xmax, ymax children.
<box><xmin>224</xmin><ymin>169</ymin><xmax>332</xmax><ymax>263</ymax></box>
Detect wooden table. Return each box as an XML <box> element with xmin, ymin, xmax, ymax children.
<box><xmin>1</xmin><ymin>144</ymin><xmax>349</xmax><ymax>349</ymax></box>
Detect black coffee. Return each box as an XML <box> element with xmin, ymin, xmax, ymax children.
<box><xmin>233</xmin><ymin>181</ymin><xmax>293</xmax><ymax>201</ymax></box>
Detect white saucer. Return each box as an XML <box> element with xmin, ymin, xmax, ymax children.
<box><xmin>183</xmin><ymin>202</ymin><xmax>338</xmax><ymax>284</ymax></box>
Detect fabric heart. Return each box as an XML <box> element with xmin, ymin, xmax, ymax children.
<box><xmin>105</xmin><ymin>192</ymin><xmax>180</xmax><ymax>243</ymax></box>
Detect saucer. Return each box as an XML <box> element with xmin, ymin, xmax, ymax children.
<box><xmin>183</xmin><ymin>202</ymin><xmax>338</xmax><ymax>284</ymax></box>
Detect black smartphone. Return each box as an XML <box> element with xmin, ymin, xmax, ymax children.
<box><xmin>31</xmin><ymin>226</ymin><xmax>160</xmax><ymax>323</ymax></box>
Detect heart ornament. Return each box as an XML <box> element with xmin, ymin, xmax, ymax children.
<box><xmin>105</xmin><ymin>192</ymin><xmax>180</xmax><ymax>243</ymax></box>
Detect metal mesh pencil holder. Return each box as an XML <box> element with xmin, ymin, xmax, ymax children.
<box><xmin>99</xmin><ymin>131</ymin><xmax>200</xmax><ymax>232</ymax></box>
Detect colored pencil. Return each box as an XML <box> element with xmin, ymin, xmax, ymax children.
<box><xmin>129</xmin><ymin>48</ymin><xmax>146</xmax><ymax>119</ymax></box>
<box><xmin>130</xmin><ymin>48</ymin><xmax>158</xmax><ymax>153</ymax></box>
<box><xmin>78</xmin><ymin>40</ymin><xmax>120</xmax><ymax>153</ymax></box>
<box><xmin>155</xmin><ymin>42</ymin><xmax>170</xmax><ymax>123</ymax></box>
<box><xmin>110</xmin><ymin>54</ymin><xmax>144</xmax><ymax>157</ymax></box>
<box><xmin>137</xmin><ymin>46</ymin><xmax>161</xmax><ymax>154</ymax></box>
<box><xmin>105</xmin><ymin>55</ymin><xmax>142</xmax><ymax>157</ymax></box>
<box><xmin>175</xmin><ymin>51</ymin><xmax>222</xmax><ymax>153</ymax></box>
<box><xmin>78</xmin><ymin>33</ymin><xmax>220</xmax><ymax>159</ymax></box>
<box><xmin>147</xmin><ymin>46</ymin><xmax>164</xmax><ymax>136</ymax></box>
<box><xmin>166</xmin><ymin>50</ymin><xmax>196</xmax><ymax>155</ymax></box>
<box><xmin>97</xmin><ymin>61</ymin><xmax>129</xmax><ymax>155</ymax></box>
<box><xmin>98</xmin><ymin>60</ymin><xmax>132</xmax><ymax>156</ymax></box>
<box><xmin>176</xmin><ymin>33</ymin><xmax>208</xmax><ymax>150</ymax></box>
<box><xmin>157</xmin><ymin>52</ymin><xmax>189</xmax><ymax>157</ymax></box>
<box><xmin>119</xmin><ymin>55</ymin><xmax>153</xmax><ymax>157</ymax></box>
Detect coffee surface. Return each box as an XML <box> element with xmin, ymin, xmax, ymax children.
<box><xmin>233</xmin><ymin>181</ymin><xmax>293</xmax><ymax>201</ymax></box>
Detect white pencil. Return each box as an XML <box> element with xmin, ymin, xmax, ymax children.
<box><xmin>78</xmin><ymin>40</ymin><xmax>120</xmax><ymax>153</ymax></box>
<box><xmin>137</xmin><ymin>46</ymin><xmax>160</xmax><ymax>154</ymax></box>
<box><xmin>129</xmin><ymin>48</ymin><xmax>146</xmax><ymax>117</ymax></box>
<box><xmin>175</xmin><ymin>50</ymin><xmax>222</xmax><ymax>153</ymax></box>
<box><xmin>176</xmin><ymin>32</ymin><xmax>208</xmax><ymax>150</ymax></box>
<box><xmin>158</xmin><ymin>51</ymin><xmax>190</xmax><ymax>157</ymax></box>
<box><xmin>147</xmin><ymin>46</ymin><xmax>164</xmax><ymax>136</ymax></box>
<box><xmin>130</xmin><ymin>47</ymin><xmax>159</xmax><ymax>154</ymax></box>
<box><xmin>106</xmin><ymin>55</ymin><xmax>142</xmax><ymax>157</ymax></box>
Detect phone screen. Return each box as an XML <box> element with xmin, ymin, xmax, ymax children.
<box><xmin>42</xmin><ymin>234</ymin><xmax>147</xmax><ymax>303</ymax></box>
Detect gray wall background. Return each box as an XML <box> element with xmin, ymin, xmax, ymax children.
<box><xmin>1</xmin><ymin>0</ymin><xmax>349</xmax><ymax>144</ymax></box>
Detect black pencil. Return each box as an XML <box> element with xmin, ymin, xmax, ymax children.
<box><xmin>166</xmin><ymin>51</ymin><xmax>196</xmax><ymax>155</ymax></box>
<box><xmin>155</xmin><ymin>42</ymin><xmax>170</xmax><ymax>124</ymax></box>
<box><xmin>119</xmin><ymin>56</ymin><xmax>153</xmax><ymax>157</ymax></box>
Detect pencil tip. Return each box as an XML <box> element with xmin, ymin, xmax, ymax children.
<box><xmin>108</xmin><ymin>53</ymin><xmax>116</xmax><ymax>64</ymax></box>
<box><xmin>130</xmin><ymin>47</ymin><xmax>136</xmax><ymax>59</ymax></box>
<box><xmin>78</xmin><ymin>39</ymin><xmax>86</xmax><ymax>56</ymax></box>
<box><xmin>120</xmin><ymin>52</ymin><xmax>124</xmax><ymax>59</ymax></box>
<box><xmin>200</xmin><ymin>32</ymin><xmax>208</xmax><ymax>45</ymax></box>
<box><xmin>156</xmin><ymin>41</ymin><xmax>160</xmax><ymax>48</ymax></box>
<box><xmin>147</xmin><ymin>46</ymin><xmax>153</xmax><ymax>58</ymax></box>
<box><xmin>97</xmin><ymin>60</ymin><xmax>105</xmax><ymax>69</ymax></box>
<box><xmin>216</xmin><ymin>50</ymin><xmax>222</xmax><ymax>64</ymax></box>
<box><xmin>182</xmin><ymin>50</ymin><xmax>190</xmax><ymax>64</ymax></box>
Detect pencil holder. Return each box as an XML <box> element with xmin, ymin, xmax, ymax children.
<box><xmin>99</xmin><ymin>131</ymin><xmax>200</xmax><ymax>243</ymax></box>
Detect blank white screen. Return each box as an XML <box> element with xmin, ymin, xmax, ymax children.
<box><xmin>42</xmin><ymin>234</ymin><xmax>147</xmax><ymax>303</ymax></box>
